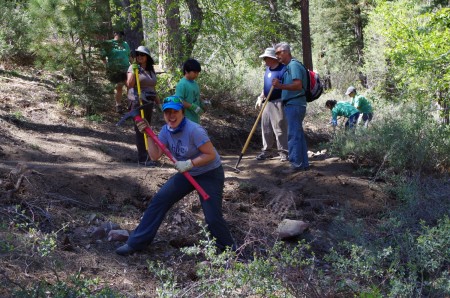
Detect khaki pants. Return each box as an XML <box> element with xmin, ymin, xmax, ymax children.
<box><xmin>261</xmin><ymin>98</ymin><xmax>288</xmax><ymax>156</ymax></box>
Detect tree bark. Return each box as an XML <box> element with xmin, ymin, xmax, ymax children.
<box><xmin>353</xmin><ymin>5</ymin><xmax>367</xmax><ymax>88</ymax></box>
<box><xmin>184</xmin><ymin>0</ymin><xmax>203</xmax><ymax>57</ymax></box>
<box><xmin>300</xmin><ymin>0</ymin><xmax>313</xmax><ymax>70</ymax></box>
<box><xmin>157</xmin><ymin>0</ymin><xmax>182</xmax><ymax>72</ymax></box>
<box><xmin>157</xmin><ymin>0</ymin><xmax>203</xmax><ymax>72</ymax></box>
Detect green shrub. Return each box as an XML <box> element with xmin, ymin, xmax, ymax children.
<box><xmin>13</xmin><ymin>273</ymin><xmax>123</xmax><ymax>298</ymax></box>
<box><xmin>147</xmin><ymin>224</ymin><xmax>321</xmax><ymax>297</ymax></box>
<box><xmin>56</xmin><ymin>80</ymin><xmax>109</xmax><ymax>114</ymax></box>
<box><xmin>326</xmin><ymin>216</ymin><xmax>450</xmax><ymax>297</ymax></box>
<box><xmin>329</xmin><ymin>103</ymin><xmax>450</xmax><ymax>175</ymax></box>
<box><xmin>0</xmin><ymin>1</ymin><xmax>33</xmax><ymax>62</ymax></box>
<box><xmin>199</xmin><ymin>63</ymin><xmax>260</xmax><ymax>108</ymax></box>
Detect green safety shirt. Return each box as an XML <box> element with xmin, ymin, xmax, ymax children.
<box><xmin>101</xmin><ymin>39</ymin><xmax>130</xmax><ymax>72</ymax></box>
<box><xmin>351</xmin><ymin>94</ymin><xmax>373</xmax><ymax>113</ymax></box>
<box><xmin>175</xmin><ymin>77</ymin><xmax>204</xmax><ymax>124</ymax></box>
<box><xmin>331</xmin><ymin>101</ymin><xmax>360</xmax><ymax>121</ymax></box>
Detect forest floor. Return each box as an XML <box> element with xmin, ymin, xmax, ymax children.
<box><xmin>0</xmin><ymin>66</ymin><xmax>391</xmax><ymax>296</ymax></box>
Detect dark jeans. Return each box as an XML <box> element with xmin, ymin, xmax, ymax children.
<box><xmin>127</xmin><ymin>165</ymin><xmax>235</xmax><ymax>251</ymax></box>
<box><xmin>361</xmin><ymin>112</ymin><xmax>373</xmax><ymax>128</ymax></box>
<box><xmin>130</xmin><ymin>99</ymin><xmax>154</xmax><ymax>162</ymax></box>
<box><xmin>345</xmin><ymin>112</ymin><xmax>360</xmax><ymax>129</ymax></box>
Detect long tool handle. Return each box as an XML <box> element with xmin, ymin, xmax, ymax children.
<box><xmin>134</xmin><ymin>67</ymin><xmax>149</xmax><ymax>150</ymax></box>
<box><xmin>234</xmin><ymin>85</ymin><xmax>275</xmax><ymax>169</ymax></box>
<box><xmin>134</xmin><ymin>115</ymin><xmax>210</xmax><ymax>200</ymax></box>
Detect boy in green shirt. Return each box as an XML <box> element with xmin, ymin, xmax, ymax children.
<box><xmin>175</xmin><ymin>59</ymin><xmax>205</xmax><ymax>123</ymax></box>
<box><xmin>345</xmin><ymin>86</ymin><xmax>373</xmax><ymax>128</ymax></box>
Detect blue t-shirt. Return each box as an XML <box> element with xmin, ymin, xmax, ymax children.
<box><xmin>159</xmin><ymin>118</ymin><xmax>221</xmax><ymax>176</ymax></box>
<box><xmin>281</xmin><ymin>59</ymin><xmax>307</xmax><ymax>106</ymax></box>
<box><xmin>263</xmin><ymin>64</ymin><xmax>286</xmax><ymax>100</ymax></box>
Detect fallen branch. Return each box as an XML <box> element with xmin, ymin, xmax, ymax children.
<box><xmin>45</xmin><ymin>192</ymin><xmax>97</xmax><ymax>208</ymax></box>
<box><xmin>4</xmin><ymin>174</ymin><xmax>25</xmax><ymax>201</ymax></box>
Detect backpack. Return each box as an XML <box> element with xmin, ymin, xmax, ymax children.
<box><xmin>302</xmin><ymin>64</ymin><xmax>324</xmax><ymax>102</ymax></box>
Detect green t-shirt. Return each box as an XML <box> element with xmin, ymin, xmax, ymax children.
<box><xmin>175</xmin><ymin>77</ymin><xmax>203</xmax><ymax>123</ymax></box>
<box><xmin>331</xmin><ymin>102</ymin><xmax>360</xmax><ymax>120</ymax></box>
<box><xmin>101</xmin><ymin>39</ymin><xmax>130</xmax><ymax>72</ymax></box>
<box><xmin>351</xmin><ymin>94</ymin><xmax>373</xmax><ymax>113</ymax></box>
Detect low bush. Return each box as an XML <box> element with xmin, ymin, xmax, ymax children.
<box><xmin>0</xmin><ymin>1</ymin><xmax>33</xmax><ymax>64</ymax></box>
<box><xmin>147</xmin><ymin>224</ymin><xmax>323</xmax><ymax>297</ymax></box>
<box><xmin>13</xmin><ymin>274</ymin><xmax>122</xmax><ymax>298</ymax></box>
<box><xmin>329</xmin><ymin>103</ymin><xmax>450</xmax><ymax>175</ymax></box>
<box><xmin>326</xmin><ymin>216</ymin><xmax>450</xmax><ymax>297</ymax></box>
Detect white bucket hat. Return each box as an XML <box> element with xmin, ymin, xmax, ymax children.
<box><xmin>345</xmin><ymin>86</ymin><xmax>356</xmax><ymax>95</ymax></box>
<box><xmin>135</xmin><ymin>46</ymin><xmax>151</xmax><ymax>56</ymax></box>
<box><xmin>259</xmin><ymin>48</ymin><xmax>277</xmax><ymax>60</ymax></box>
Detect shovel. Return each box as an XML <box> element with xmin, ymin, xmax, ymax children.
<box><xmin>234</xmin><ymin>85</ymin><xmax>274</xmax><ymax>171</ymax></box>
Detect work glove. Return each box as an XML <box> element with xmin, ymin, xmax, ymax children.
<box><xmin>191</xmin><ymin>103</ymin><xmax>204</xmax><ymax>115</ymax></box>
<box><xmin>136</xmin><ymin>119</ymin><xmax>150</xmax><ymax>134</ymax></box>
<box><xmin>255</xmin><ymin>96</ymin><xmax>263</xmax><ymax>109</ymax></box>
<box><xmin>132</xmin><ymin>63</ymin><xmax>139</xmax><ymax>71</ymax></box>
<box><xmin>330</xmin><ymin>119</ymin><xmax>338</xmax><ymax>127</ymax></box>
<box><xmin>174</xmin><ymin>159</ymin><xmax>193</xmax><ymax>173</ymax></box>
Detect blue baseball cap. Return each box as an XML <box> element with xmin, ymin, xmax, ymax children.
<box><xmin>162</xmin><ymin>96</ymin><xmax>184</xmax><ymax>111</ymax></box>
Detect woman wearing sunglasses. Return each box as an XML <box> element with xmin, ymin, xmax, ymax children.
<box><xmin>116</xmin><ymin>95</ymin><xmax>236</xmax><ymax>256</ymax></box>
<box><xmin>126</xmin><ymin>45</ymin><xmax>161</xmax><ymax>166</ymax></box>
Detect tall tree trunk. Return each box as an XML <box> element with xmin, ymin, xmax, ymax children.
<box><xmin>184</xmin><ymin>0</ymin><xmax>203</xmax><ymax>57</ymax></box>
<box><xmin>157</xmin><ymin>0</ymin><xmax>182</xmax><ymax>72</ymax></box>
<box><xmin>353</xmin><ymin>5</ymin><xmax>367</xmax><ymax>88</ymax></box>
<box><xmin>300</xmin><ymin>0</ymin><xmax>313</xmax><ymax>70</ymax></box>
<box><xmin>157</xmin><ymin>0</ymin><xmax>203</xmax><ymax>72</ymax></box>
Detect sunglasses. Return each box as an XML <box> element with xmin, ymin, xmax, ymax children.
<box><xmin>163</xmin><ymin>96</ymin><xmax>183</xmax><ymax>104</ymax></box>
<box><xmin>136</xmin><ymin>52</ymin><xmax>147</xmax><ymax>57</ymax></box>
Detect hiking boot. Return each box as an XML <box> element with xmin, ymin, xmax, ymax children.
<box><xmin>138</xmin><ymin>155</ymin><xmax>158</xmax><ymax>167</ymax></box>
<box><xmin>279</xmin><ymin>154</ymin><xmax>288</xmax><ymax>162</ymax></box>
<box><xmin>115</xmin><ymin>244</ymin><xmax>136</xmax><ymax>256</ymax></box>
<box><xmin>281</xmin><ymin>165</ymin><xmax>310</xmax><ymax>174</ymax></box>
<box><xmin>138</xmin><ymin>160</ymin><xmax>158</xmax><ymax>167</ymax></box>
<box><xmin>256</xmin><ymin>152</ymin><xmax>273</xmax><ymax>160</ymax></box>
<box><xmin>281</xmin><ymin>167</ymin><xmax>302</xmax><ymax>174</ymax></box>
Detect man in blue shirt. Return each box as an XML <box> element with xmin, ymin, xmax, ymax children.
<box><xmin>272</xmin><ymin>42</ymin><xmax>309</xmax><ymax>173</ymax></box>
<box><xmin>255</xmin><ymin>47</ymin><xmax>288</xmax><ymax>162</ymax></box>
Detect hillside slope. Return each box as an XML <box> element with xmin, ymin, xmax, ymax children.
<box><xmin>0</xmin><ymin>68</ymin><xmax>389</xmax><ymax>296</ymax></box>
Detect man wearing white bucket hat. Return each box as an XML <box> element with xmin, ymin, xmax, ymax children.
<box><xmin>254</xmin><ymin>47</ymin><xmax>288</xmax><ymax>162</ymax></box>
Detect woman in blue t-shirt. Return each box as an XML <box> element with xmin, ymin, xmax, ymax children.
<box><xmin>115</xmin><ymin>95</ymin><xmax>235</xmax><ymax>256</ymax></box>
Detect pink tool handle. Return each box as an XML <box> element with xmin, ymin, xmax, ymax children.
<box><xmin>134</xmin><ymin>115</ymin><xmax>210</xmax><ymax>200</ymax></box>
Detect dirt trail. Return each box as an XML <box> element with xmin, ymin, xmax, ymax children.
<box><xmin>0</xmin><ymin>69</ymin><xmax>388</xmax><ymax>296</ymax></box>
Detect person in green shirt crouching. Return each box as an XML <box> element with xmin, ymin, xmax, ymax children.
<box><xmin>345</xmin><ymin>86</ymin><xmax>373</xmax><ymax>128</ymax></box>
<box><xmin>325</xmin><ymin>100</ymin><xmax>360</xmax><ymax>130</ymax></box>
